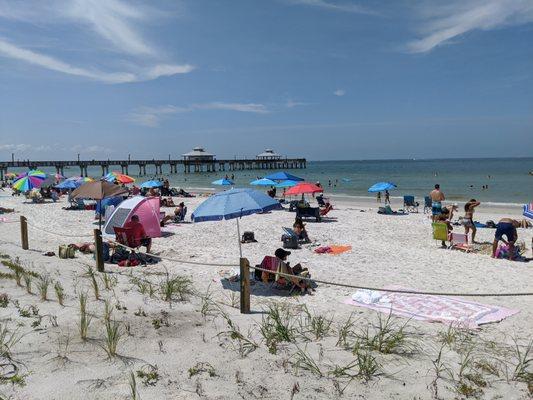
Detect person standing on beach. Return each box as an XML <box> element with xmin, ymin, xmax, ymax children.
<box><xmin>463</xmin><ymin>199</ymin><xmax>481</xmax><ymax>243</ymax></box>
<box><xmin>384</xmin><ymin>190</ymin><xmax>390</xmax><ymax>205</ymax></box>
<box><xmin>430</xmin><ymin>184</ymin><xmax>445</xmax><ymax>221</ymax></box>
<box><xmin>492</xmin><ymin>218</ymin><xmax>519</xmax><ymax>260</ymax></box>
<box><xmin>376</xmin><ymin>192</ymin><xmax>381</xmax><ymax>203</ymax></box>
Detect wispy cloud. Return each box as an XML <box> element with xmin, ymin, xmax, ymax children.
<box><xmin>194</xmin><ymin>102</ymin><xmax>269</xmax><ymax>114</ymax></box>
<box><xmin>286</xmin><ymin>0</ymin><xmax>371</xmax><ymax>14</ymax></box>
<box><xmin>65</xmin><ymin>0</ymin><xmax>154</xmax><ymax>56</ymax></box>
<box><xmin>406</xmin><ymin>0</ymin><xmax>533</xmax><ymax>53</ymax></box>
<box><xmin>70</xmin><ymin>144</ymin><xmax>113</xmax><ymax>153</ymax></box>
<box><xmin>285</xmin><ymin>99</ymin><xmax>309</xmax><ymax>108</ymax></box>
<box><xmin>0</xmin><ymin>0</ymin><xmax>193</xmax><ymax>83</ymax></box>
<box><xmin>127</xmin><ymin>105</ymin><xmax>189</xmax><ymax>127</ymax></box>
<box><xmin>333</xmin><ymin>89</ymin><xmax>346</xmax><ymax>96</ymax></box>
<box><xmin>128</xmin><ymin>102</ymin><xmax>270</xmax><ymax>127</ymax></box>
<box><xmin>0</xmin><ymin>143</ymin><xmax>51</xmax><ymax>152</ymax></box>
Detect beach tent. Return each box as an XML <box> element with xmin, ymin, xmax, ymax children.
<box><xmin>103</xmin><ymin>196</ymin><xmax>161</xmax><ymax>238</ymax></box>
<box><xmin>264</xmin><ymin>171</ymin><xmax>304</xmax><ymax>181</ymax></box>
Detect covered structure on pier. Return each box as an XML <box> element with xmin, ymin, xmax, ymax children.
<box><xmin>256</xmin><ymin>149</ymin><xmax>281</xmax><ymax>160</ymax></box>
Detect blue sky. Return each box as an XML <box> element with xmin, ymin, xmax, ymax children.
<box><xmin>0</xmin><ymin>0</ymin><xmax>532</xmax><ymax>161</ymax></box>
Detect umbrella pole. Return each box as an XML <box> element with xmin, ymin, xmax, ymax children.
<box><xmin>236</xmin><ymin>218</ymin><xmax>242</xmax><ymax>258</ymax></box>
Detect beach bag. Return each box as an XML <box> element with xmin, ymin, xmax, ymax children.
<box><xmin>58</xmin><ymin>245</ymin><xmax>75</xmax><ymax>259</ymax></box>
<box><xmin>241</xmin><ymin>231</ymin><xmax>257</xmax><ymax>243</ymax></box>
<box><xmin>282</xmin><ymin>234</ymin><xmax>299</xmax><ymax>249</ymax></box>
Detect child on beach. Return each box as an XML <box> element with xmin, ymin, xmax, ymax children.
<box><xmin>384</xmin><ymin>190</ymin><xmax>390</xmax><ymax>204</ymax></box>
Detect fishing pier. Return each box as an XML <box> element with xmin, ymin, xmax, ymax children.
<box><xmin>0</xmin><ymin>148</ymin><xmax>306</xmax><ymax>179</ymax></box>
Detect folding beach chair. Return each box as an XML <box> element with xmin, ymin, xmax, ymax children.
<box><xmin>113</xmin><ymin>226</ymin><xmax>138</xmax><ymax>249</ymax></box>
<box><xmin>424</xmin><ymin>196</ymin><xmax>432</xmax><ymax>214</ymax></box>
<box><xmin>320</xmin><ymin>203</ymin><xmax>333</xmax><ymax>216</ymax></box>
<box><xmin>255</xmin><ymin>256</ymin><xmax>295</xmax><ymax>291</ymax></box>
<box><xmin>431</xmin><ymin>222</ymin><xmax>449</xmax><ymax>246</ymax></box>
<box><xmin>450</xmin><ymin>232</ymin><xmax>471</xmax><ymax>252</ymax></box>
<box><xmin>316</xmin><ymin>194</ymin><xmax>326</xmax><ymax>207</ymax></box>
<box><xmin>403</xmin><ymin>196</ymin><xmax>419</xmax><ymax>213</ymax></box>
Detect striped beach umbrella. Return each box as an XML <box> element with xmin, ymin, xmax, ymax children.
<box><xmin>104</xmin><ymin>171</ymin><xmax>135</xmax><ymax>184</ymax></box>
<box><xmin>12</xmin><ymin>170</ymin><xmax>47</xmax><ymax>192</ymax></box>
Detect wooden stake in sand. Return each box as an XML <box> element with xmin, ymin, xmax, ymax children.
<box><xmin>240</xmin><ymin>257</ymin><xmax>250</xmax><ymax>314</ymax></box>
<box><xmin>20</xmin><ymin>216</ymin><xmax>28</xmax><ymax>250</ymax></box>
<box><xmin>94</xmin><ymin>229</ymin><xmax>104</xmax><ymax>272</ymax></box>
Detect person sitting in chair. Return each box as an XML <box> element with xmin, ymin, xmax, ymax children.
<box><xmin>274</xmin><ymin>248</ymin><xmax>313</xmax><ymax>295</ymax></box>
<box><xmin>161</xmin><ymin>202</ymin><xmax>186</xmax><ymax>225</ymax></box>
<box><xmin>293</xmin><ymin>217</ymin><xmax>310</xmax><ymax>243</ymax></box>
<box><xmin>124</xmin><ymin>215</ymin><xmax>152</xmax><ymax>253</ymax></box>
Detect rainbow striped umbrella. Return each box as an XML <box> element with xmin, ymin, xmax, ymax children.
<box><xmin>104</xmin><ymin>171</ymin><xmax>135</xmax><ymax>184</ymax></box>
<box><xmin>67</xmin><ymin>176</ymin><xmax>94</xmax><ymax>183</ymax></box>
<box><xmin>12</xmin><ymin>170</ymin><xmax>47</xmax><ymax>192</ymax></box>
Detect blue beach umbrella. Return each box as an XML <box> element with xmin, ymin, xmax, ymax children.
<box><xmin>141</xmin><ymin>180</ymin><xmax>163</xmax><ymax>189</ymax></box>
<box><xmin>192</xmin><ymin>188</ymin><xmax>282</xmax><ymax>256</ymax></box>
<box><xmin>55</xmin><ymin>180</ymin><xmax>80</xmax><ymax>190</ymax></box>
<box><xmin>264</xmin><ymin>171</ymin><xmax>304</xmax><ymax>182</ymax></box>
<box><xmin>275</xmin><ymin>180</ymin><xmax>299</xmax><ymax>188</ymax></box>
<box><xmin>368</xmin><ymin>182</ymin><xmax>397</xmax><ymax>193</ymax></box>
<box><xmin>524</xmin><ymin>203</ymin><xmax>533</xmax><ymax>219</ymax></box>
<box><xmin>250</xmin><ymin>178</ymin><xmax>277</xmax><ymax>186</ymax></box>
<box><xmin>212</xmin><ymin>178</ymin><xmax>234</xmax><ymax>186</ymax></box>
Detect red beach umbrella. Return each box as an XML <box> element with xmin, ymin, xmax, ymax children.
<box><xmin>284</xmin><ymin>182</ymin><xmax>323</xmax><ymax>196</ymax></box>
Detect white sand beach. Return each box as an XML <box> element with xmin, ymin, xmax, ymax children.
<box><xmin>0</xmin><ymin>193</ymin><xmax>532</xmax><ymax>399</ymax></box>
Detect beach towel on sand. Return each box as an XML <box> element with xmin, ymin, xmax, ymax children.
<box><xmin>314</xmin><ymin>245</ymin><xmax>351</xmax><ymax>255</ymax></box>
<box><xmin>345</xmin><ymin>286</ymin><xmax>518</xmax><ymax>329</ymax></box>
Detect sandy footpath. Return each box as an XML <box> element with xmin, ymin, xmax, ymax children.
<box><xmin>0</xmin><ymin>192</ymin><xmax>531</xmax><ymax>399</ymax></box>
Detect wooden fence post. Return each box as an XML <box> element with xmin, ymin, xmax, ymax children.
<box><xmin>240</xmin><ymin>257</ymin><xmax>250</xmax><ymax>314</ymax></box>
<box><xmin>94</xmin><ymin>229</ymin><xmax>104</xmax><ymax>272</ymax></box>
<box><xmin>20</xmin><ymin>216</ymin><xmax>28</xmax><ymax>250</ymax></box>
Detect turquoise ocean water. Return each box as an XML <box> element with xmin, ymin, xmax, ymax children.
<box><xmin>8</xmin><ymin>158</ymin><xmax>533</xmax><ymax>205</ymax></box>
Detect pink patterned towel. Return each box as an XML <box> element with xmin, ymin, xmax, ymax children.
<box><xmin>345</xmin><ymin>286</ymin><xmax>518</xmax><ymax>329</ymax></box>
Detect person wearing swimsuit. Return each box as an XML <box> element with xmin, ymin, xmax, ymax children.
<box><xmin>463</xmin><ymin>199</ymin><xmax>480</xmax><ymax>243</ymax></box>
<box><xmin>492</xmin><ymin>218</ymin><xmax>519</xmax><ymax>260</ymax></box>
<box><xmin>430</xmin><ymin>184</ymin><xmax>445</xmax><ymax>222</ymax></box>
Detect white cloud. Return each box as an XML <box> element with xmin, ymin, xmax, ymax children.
<box><xmin>127</xmin><ymin>105</ymin><xmax>190</xmax><ymax>127</ymax></box>
<box><xmin>128</xmin><ymin>102</ymin><xmax>270</xmax><ymax>127</ymax></box>
<box><xmin>287</xmin><ymin>0</ymin><xmax>371</xmax><ymax>14</ymax></box>
<box><xmin>194</xmin><ymin>102</ymin><xmax>269</xmax><ymax>114</ymax></box>
<box><xmin>406</xmin><ymin>0</ymin><xmax>533</xmax><ymax>53</ymax></box>
<box><xmin>0</xmin><ymin>143</ymin><xmax>50</xmax><ymax>152</ymax></box>
<box><xmin>333</xmin><ymin>89</ymin><xmax>346</xmax><ymax>96</ymax></box>
<box><xmin>65</xmin><ymin>0</ymin><xmax>153</xmax><ymax>56</ymax></box>
<box><xmin>70</xmin><ymin>144</ymin><xmax>113</xmax><ymax>153</ymax></box>
<box><xmin>0</xmin><ymin>0</ymin><xmax>194</xmax><ymax>83</ymax></box>
<box><xmin>285</xmin><ymin>99</ymin><xmax>308</xmax><ymax>108</ymax></box>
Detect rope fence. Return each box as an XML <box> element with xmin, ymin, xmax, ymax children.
<box><xmin>1</xmin><ymin>215</ymin><xmax>532</xmax><ymax>315</ymax></box>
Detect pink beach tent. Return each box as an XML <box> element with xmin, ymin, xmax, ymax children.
<box><xmin>103</xmin><ymin>196</ymin><xmax>161</xmax><ymax>238</ymax></box>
